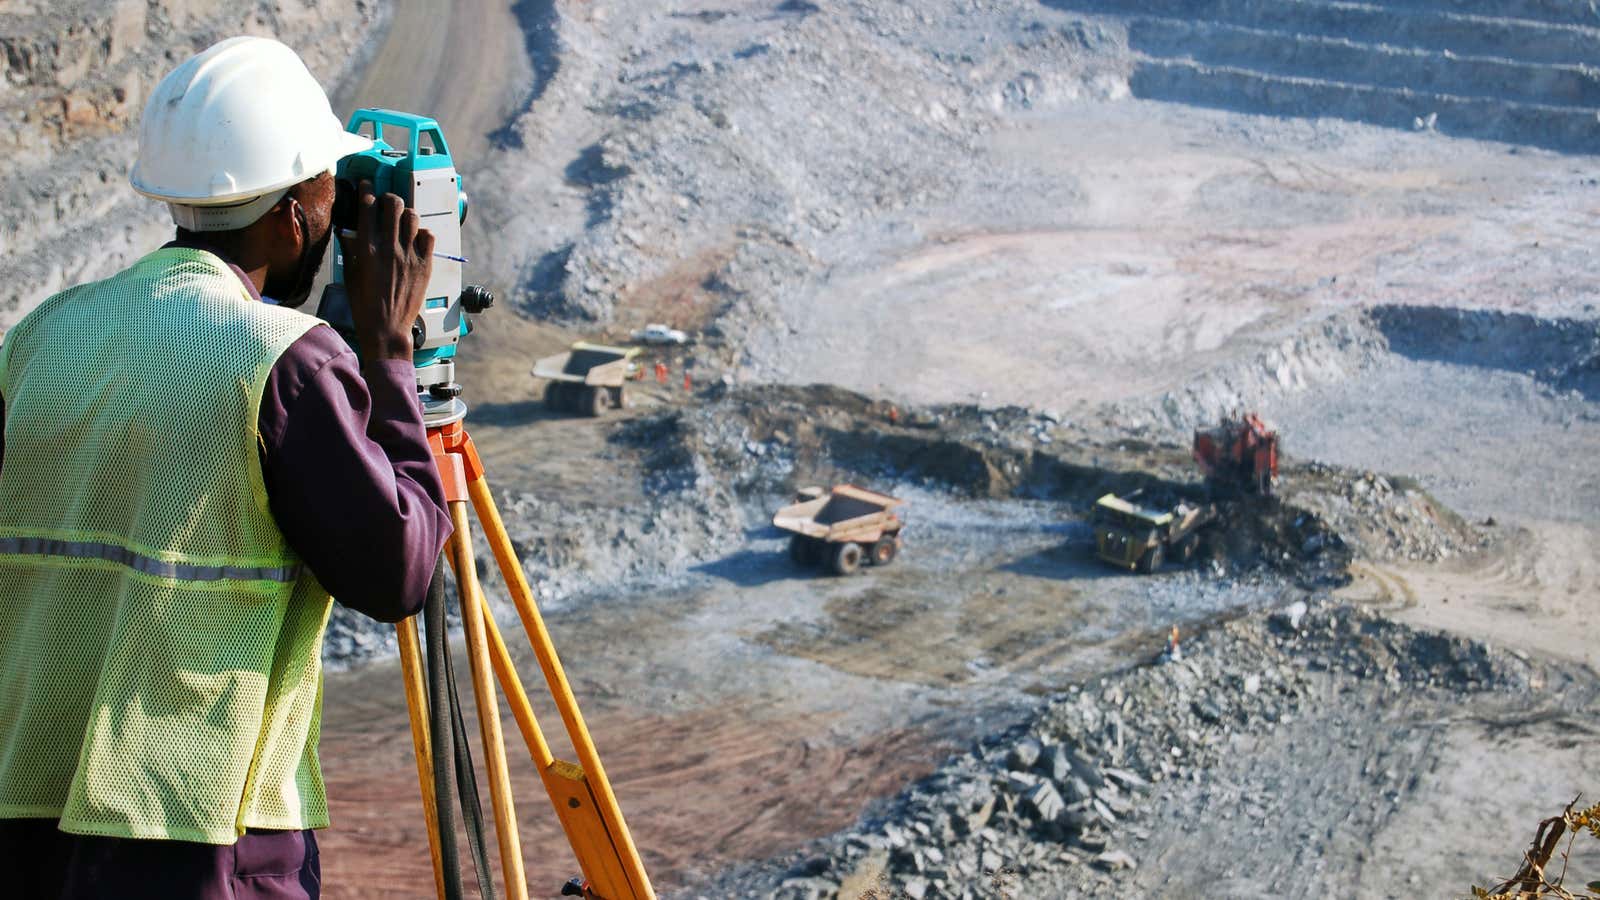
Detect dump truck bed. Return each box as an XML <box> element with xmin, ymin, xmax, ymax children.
<box><xmin>773</xmin><ymin>484</ymin><xmax>905</xmax><ymax>544</ymax></box>
<box><xmin>1092</xmin><ymin>493</ymin><xmax>1173</xmax><ymax>529</ymax></box>
<box><xmin>1092</xmin><ymin>492</ymin><xmax>1216</xmax><ymax>572</ymax></box>
<box><xmin>532</xmin><ymin>342</ymin><xmax>640</xmax><ymax>387</ymax></box>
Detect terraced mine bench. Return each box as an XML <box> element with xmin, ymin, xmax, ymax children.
<box><xmin>1046</xmin><ymin>0</ymin><xmax>1600</xmax><ymax>152</ymax></box>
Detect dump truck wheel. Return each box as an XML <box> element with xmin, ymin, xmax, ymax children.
<box><xmin>829</xmin><ymin>542</ymin><xmax>863</xmax><ymax>576</ymax></box>
<box><xmin>1137</xmin><ymin>543</ymin><xmax>1165</xmax><ymax>574</ymax></box>
<box><xmin>868</xmin><ymin>537</ymin><xmax>898</xmax><ymax>566</ymax></box>
<box><xmin>542</xmin><ymin>381</ymin><xmax>563</xmax><ymax>410</ymax></box>
<box><xmin>582</xmin><ymin>386</ymin><xmax>607</xmax><ymax>417</ymax></box>
<box><xmin>613</xmin><ymin>385</ymin><xmax>629</xmax><ymax>410</ymax></box>
<box><xmin>789</xmin><ymin>535</ymin><xmax>818</xmax><ymax>566</ymax></box>
<box><xmin>553</xmin><ymin>383</ymin><xmax>578</xmax><ymax>412</ymax></box>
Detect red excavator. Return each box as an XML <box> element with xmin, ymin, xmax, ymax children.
<box><xmin>1193</xmin><ymin>413</ymin><xmax>1279</xmax><ymax>497</ymax></box>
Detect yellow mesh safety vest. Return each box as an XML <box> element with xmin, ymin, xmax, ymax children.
<box><xmin>0</xmin><ymin>247</ymin><xmax>336</xmax><ymax>844</ymax></box>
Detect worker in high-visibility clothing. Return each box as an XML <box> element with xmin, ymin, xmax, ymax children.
<box><xmin>0</xmin><ymin>37</ymin><xmax>452</xmax><ymax>900</ymax></box>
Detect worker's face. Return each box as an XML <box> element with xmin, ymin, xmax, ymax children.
<box><xmin>265</xmin><ymin>172</ymin><xmax>335</xmax><ymax>309</ymax></box>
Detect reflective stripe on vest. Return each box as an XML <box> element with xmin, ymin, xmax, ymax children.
<box><xmin>0</xmin><ymin>537</ymin><xmax>301</xmax><ymax>583</ymax></box>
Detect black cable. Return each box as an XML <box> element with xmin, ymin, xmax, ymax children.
<box><xmin>424</xmin><ymin>555</ymin><xmax>465</xmax><ymax>900</ymax></box>
<box><xmin>441</xmin><ymin>590</ymin><xmax>498</xmax><ymax>900</ymax></box>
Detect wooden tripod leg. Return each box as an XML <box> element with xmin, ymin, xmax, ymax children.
<box><xmin>442</xmin><ymin>544</ymin><xmax>556</xmax><ymax>770</ymax></box>
<box><xmin>397</xmin><ymin>617</ymin><xmax>447</xmax><ymax>900</ymax></box>
<box><xmin>448</xmin><ymin>551</ymin><xmax>638</xmax><ymax>897</ymax></box>
<box><xmin>466</xmin><ymin>476</ymin><xmax>656</xmax><ymax>900</ymax></box>
<box><xmin>448</xmin><ymin>501</ymin><xmax>531</xmax><ymax>900</ymax></box>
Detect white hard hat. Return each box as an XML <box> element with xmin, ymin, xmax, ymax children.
<box><xmin>130</xmin><ymin>36</ymin><xmax>373</xmax><ymax>232</ymax></box>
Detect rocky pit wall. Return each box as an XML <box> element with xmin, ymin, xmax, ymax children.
<box><xmin>475</xmin><ymin>0</ymin><xmax>1132</xmax><ymax>329</ymax></box>
<box><xmin>1112</xmin><ymin>305</ymin><xmax>1600</xmax><ymax>435</ymax></box>
<box><xmin>0</xmin><ymin>0</ymin><xmax>388</xmax><ymax>328</ymax></box>
<box><xmin>1047</xmin><ymin>0</ymin><xmax>1600</xmax><ymax>153</ymax></box>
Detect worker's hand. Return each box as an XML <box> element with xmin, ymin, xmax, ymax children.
<box><xmin>342</xmin><ymin>180</ymin><xmax>435</xmax><ymax>362</ymax></box>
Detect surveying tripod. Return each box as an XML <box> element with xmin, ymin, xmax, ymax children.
<box><xmin>393</xmin><ymin>419</ymin><xmax>655</xmax><ymax>900</ymax></box>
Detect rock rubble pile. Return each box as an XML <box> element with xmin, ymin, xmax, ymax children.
<box><xmin>1286</xmin><ymin>464</ymin><xmax>1485</xmax><ymax>563</ymax></box>
<box><xmin>741</xmin><ymin>599</ymin><xmax>1532</xmax><ymax>899</ymax></box>
<box><xmin>1112</xmin><ymin>309</ymin><xmax>1391</xmax><ymax>435</ymax></box>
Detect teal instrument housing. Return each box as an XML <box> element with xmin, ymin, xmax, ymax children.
<box><xmin>336</xmin><ymin>110</ymin><xmax>469</xmax><ymax>226</ymax></box>
<box><xmin>326</xmin><ymin>109</ymin><xmax>471</xmax><ymax>367</ymax></box>
<box><xmin>318</xmin><ymin>108</ymin><xmax>482</xmax><ymax>426</ymax></box>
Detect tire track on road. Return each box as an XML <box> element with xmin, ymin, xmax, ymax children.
<box><xmin>334</xmin><ymin>0</ymin><xmax>528</xmax><ymax>164</ymax></box>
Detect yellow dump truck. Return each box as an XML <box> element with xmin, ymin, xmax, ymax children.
<box><xmin>773</xmin><ymin>484</ymin><xmax>906</xmax><ymax>576</ymax></box>
<box><xmin>533</xmin><ymin>342</ymin><xmax>641</xmax><ymax>417</ymax></box>
<box><xmin>1092</xmin><ymin>492</ymin><xmax>1214</xmax><ymax>573</ymax></box>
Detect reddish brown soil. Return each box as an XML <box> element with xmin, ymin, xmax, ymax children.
<box><xmin>317</xmin><ymin>661</ymin><xmax>949</xmax><ymax>898</ymax></box>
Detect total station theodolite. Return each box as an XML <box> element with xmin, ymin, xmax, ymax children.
<box><xmin>316</xmin><ymin>108</ymin><xmax>494</xmax><ymax>426</ymax></box>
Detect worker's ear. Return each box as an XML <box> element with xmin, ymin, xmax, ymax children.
<box><xmin>261</xmin><ymin>195</ymin><xmax>301</xmax><ymax>248</ymax></box>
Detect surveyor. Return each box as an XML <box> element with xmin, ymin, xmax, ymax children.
<box><xmin>0</xmin><ymin>37</ymin><xmax>452</xmax><ymax>899</ymax></box>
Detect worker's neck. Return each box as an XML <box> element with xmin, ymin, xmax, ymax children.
<box><xmin>170</xmin><ymin>232</ymin><xmax>271</xmax><ymax>297</ymax></box>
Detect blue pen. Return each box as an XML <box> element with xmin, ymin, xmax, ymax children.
<box><xmin>338</xmin><ymin>228</ymin><xmax>467</xmax><ymax>263</ymax></box>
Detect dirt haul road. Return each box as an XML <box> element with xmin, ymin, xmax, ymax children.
<box><xmin>329</xmin><ymin>0</ymin><xmax>529</xmax><ymax>165</ymax></box>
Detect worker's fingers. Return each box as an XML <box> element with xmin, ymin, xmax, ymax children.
<box><xmin>356</xmin><ymin>180</ymin><xmax>377</xmax><ymax>244</ymax></box>
<box><xmin>411</xmin><ymin>228</ymin><xmax>436</xmax><ymax>301</ymax></box>
<box><xmin>377</xmin><ymin>193</ymin><xmax>403</xmax><ymax>248</ymax></box>
<box><xmin>398</xmin><ymin>207</ymin><xmax>420</xmax><ymax>252</ymax></box>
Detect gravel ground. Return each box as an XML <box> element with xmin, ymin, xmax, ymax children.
<box><xmin>704</xmin><ymin>598</ymin><xmax>1600</xmax><ymax>900</ymax></box>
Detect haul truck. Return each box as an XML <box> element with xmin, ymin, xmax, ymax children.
<box><xmin>534</xmin><ymin>342</ymin><xmax>640</xmax><ymax>417</ymax></box>
<box><xmin>774</xmin><ymin>485</ymin><xmax>906</xmax><ymax>576</ymax></box>
<box><xmin>1092</xmin><ymin>493</ymin><xmax>1215</xmax><ymax>573</ymax></box>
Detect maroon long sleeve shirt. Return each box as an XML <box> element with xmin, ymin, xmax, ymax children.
<box><xmin>0</xmin><ymin>249</ymin><xmax>453</xmax><ymax>899</ymax></box>
<box><xmin>256</xmin><ymin>328</ymin><xmax>452</xmax><ymax>621</ymax></box>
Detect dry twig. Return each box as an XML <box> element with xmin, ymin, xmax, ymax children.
<box><xmin>1474</xmin><ymin>797</ymin><xmax>1600</xmax><ymax>899</ymax></box>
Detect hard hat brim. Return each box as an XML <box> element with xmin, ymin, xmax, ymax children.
<box><xmin>332</xmin><ymin>129</ymin><xmax>377</xmax><ymax>166</ymax></box>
